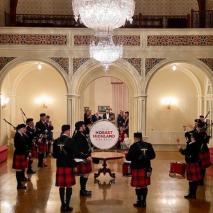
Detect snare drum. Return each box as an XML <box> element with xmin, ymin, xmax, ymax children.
<box><xmin>169</xmin><ymin>162</ymin><xmax>186</xmax><ymax>178</ymax></box>
<box><xmin>122</xmin><ymin>160</ymin><xmax>131</xmax><ymax>177</ymax></box>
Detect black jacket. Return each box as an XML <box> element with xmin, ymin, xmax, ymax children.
<box><xmin>14</xmin><ymin>132</ymin><xmax>28</xmax><ymax>156</ymax></box>
<box><xmin>52</xmin><ymin>135</ymin><xmax>75</xmax><ymax>168</ymax></box>
<box><xmin>179</xmin><ymin>141</ymin><xmax>200</xmax><ymax>163</ymax></box>
<box><xmin>126</xmin><ymin>141</ymin><xmax>156</xmax><ymax>169</ymax></box>
<box><xmin>26</xmin><ymin>126</ymin><xmax>36</xmax><ymax>150</ymax></box>
<box><xmin>35</xmin><ymin>120</ymin><xmax>48</xmax><ymax>136</ymax></box>
<box><xmin>71</xmin><ymin>131</ymin><xmax>91</xmax><ymax>159</ymax></box>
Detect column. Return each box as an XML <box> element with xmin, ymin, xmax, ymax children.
<box><xmin>135</xmin><ymin>95</ymin><xmax>147</xmax><ymax>135</ymax></box>
<box><xmin>67</xmin><ymin>94</ymin><xmax>80</xmax><ymax>132</ymax></box>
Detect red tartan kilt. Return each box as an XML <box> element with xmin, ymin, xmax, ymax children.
<box><xmin>199</xmin><ymin>151</ymin><xmax>211</xmax><ymax>168</ymax></box>
<box><xmin>169</xmin><ymin>162</ymin><xmax>186</xmax><ymax>178</ymax></box>
<box><xmin>186</xmin><ymin>162</ymin><xmax>202</xmax><ymax>181</ymax></box>
<box><xmin>75</xmin><ymin>160</ymin><xmax>92</xmax><ymax>175</ymax></box>
<box><xmin>38</xmin><ymin>143</ymin><xmax>47</xmax><ymax>153</ymax></box>
<box><xmin>122</xmin><ymin>162</ymin><xmax>131</xmax><ymax>176</ymax></box>
<box><xmin>131</xmin><ymin>168</ymin><xmax>150</xmax><ymax>187</ymax></box>
<box><xmin>56</xmin><ymin>167</ymin><xmax>76</xmax><ymax>187</ymax></box>
<box><xmin>31</xmin><ymin>146</ymin><xmax>38</xmax><ymax>158</ymax></box>
<box><xmin>12</xmin><ymin>154</ymin><xmax>28</xmax><ymax>170</ymax></box>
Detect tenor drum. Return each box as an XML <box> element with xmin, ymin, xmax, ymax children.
<box><xmin>169</xmin><ymin>162</ymin><xmax>186</xmax><ymax>178</ymax></box>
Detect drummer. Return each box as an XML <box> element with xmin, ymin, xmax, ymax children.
<box><xmin>72</xmin><ymin>121</ymin><xmax>92</xmax><ymax>197</ymax></box>
<box><xmin>179</xmin><ymin>131</ymin><xmax>202</xmax><ymax>199</ymax></box>
<box><xmin>126</xmin><ymin>132</ymin><xmax>156</xmax><ymax>208</ymax></box>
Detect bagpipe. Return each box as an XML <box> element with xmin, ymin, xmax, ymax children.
<box><xmin>20</xmin><ymin>108</ymin><xmax>27</xmax><ymax>123</ymax></box>
<box><xmin>3</xmin><ymin>118</ymin><xmax>16</xmax><ymax>130</ymax></box>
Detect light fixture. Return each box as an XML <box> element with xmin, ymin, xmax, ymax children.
<box><xmin>161</xmin><ymin>96</ymin><xmax>178</xmax><ymax>110</ymax></box>
<box><xmin>72</xmin><ymin>0</ymin><xmax>135</xmax><ymax>36</ymax></box>
<box><xmin>35</xmin><ymin>95</ymin><xmax>53</xmax><ymax>108</ymax></box>
<box><xmin>172</xmin><ymin>65</ymin><xmax>177</xmax><ymax>71</ymax></box>
<box><xmin>37</xmin><ymin>63</ymin><xmax>42</xmax><ymax>70</ymax></box>
<box><xmin>0</xmin><ymin>94</ymin><xmax>9</xmax><ymax>108</ymax></box>
<box><xmin>90</xmin><ymin>36</ymin><xmax>123</xmax><ymax>71</ymax></box>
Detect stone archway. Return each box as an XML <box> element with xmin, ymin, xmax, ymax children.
<box><xmin>0</xmin><ymin>58</ymin><xmax>69</xmax><ymax>145</ymax></box>
<box><xmin>69</xmin><ymin>59</ymin><xmax>143</xmax><ymax>138</ymax></box>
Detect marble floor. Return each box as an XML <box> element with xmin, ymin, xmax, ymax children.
<box><xmin>0</xmin><ymin>151</ymin><xmax>212</xmax><ymax>213</ymax></box>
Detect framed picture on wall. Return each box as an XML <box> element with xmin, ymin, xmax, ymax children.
<box><xmin>98</xmin><ymin>106</ymin><xmax>110</xmax><ymax>113</ymax></box>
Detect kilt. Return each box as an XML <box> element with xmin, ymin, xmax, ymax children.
<box><xmin>37</xmin><ymin>142</ymin><xmax>47</xmax><ymax>153</ymax></box>
<box><xmin>56</xmin><ymin>167</ymin><xmax>76</xmax><ymax>187</ymax></box>
<box><xmin>75</xmin><ymin>160</ymin><xmax>92</xmax><ymax>176</ymax></box>
<box><xmin>31</xmin><ymin>146</ymin><xmax>38</xmax><ymax>158</ymax></box>
<box><xmin>131</xmin><ymin>168</ymin><xmax>150</xmax><ymax>188</ymax></box>
<box><xmin>12</xmin><ymin>154</ymin><xmax>28</xmax><ymax>170</ymax></box>
<box><xmin>122</xmin><ymin>162</ymin><xmax>131</xmax><ymax>177</ymax></box>
<box><xmin>199</xmin><ymin>151</ymin><xmax>211</xmax><ymax>169</ymax></box>
<box><xmin>186</xmin><ymin>162</ymin><xmax>202</xmax><ymax>181</ymax></box>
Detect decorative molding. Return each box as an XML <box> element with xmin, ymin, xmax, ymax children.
<box><xmin>147</xmin><ymin>35</ymin><xmax>213</xmax><ymax>46</ymax></box>
<box><xmin>199</xmin><ymin>58</ymin><xmax>213</xmax><ymax>71</ymax></box>
<box><xmin>74</xmin><ymin>35</ymin><xmax>141</xmax><ymax>46</ymax></box>
<box><xmin>0</xmin><ymin>34</ymin><xmax>67</xmax><ymax>45</ymax></box>
<box><xmin>0</xmin><ymin>57</ymin><xmax>16</xmax><ymax>71</ymax></box>
<box><xmin>73</xmin><ymin>58</ymin><xmax>89</xmax><ymax>73</ymax></box>
<box><xmin>124</xmin><ymin>58</ymin><xmax>142</xmax><ymax>74</ymax></box>
<box><xmin>51</xmin><ymin>57</ymin><xmax>69</xmax><ymax>73</ymax></box>
<box><xmin>145</xmin><ymin>58</ymin><xmax>165</xmax><ymax>75</ymax></box>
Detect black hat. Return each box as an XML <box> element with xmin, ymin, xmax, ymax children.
<box><xmin>16</xmin><ymin>124</ymin><xmax>26</xmax><ymax>131</ymax></box>
<box><xmin>134</xmin><ymin>132</ymin><xmax>142</xmax><ymax>140</ymax></box>
<box><xmin>61</xmin><ymin>124</ymin><xmax>70</xmax><ymax>133</ymax></box>
<box><xmin>75</xmin><ymin>121</ymin><xmax>85</xmax><ymax>130</ymax></box>
<box><xmin>26</xmin><ymin>118</ymin><xmax>33</xmax><ymax>124</ymax></box>
<box><xmin>40</xmin><ymin>113</ymin><xmax>46</xmax><ymax>117</ymax></box>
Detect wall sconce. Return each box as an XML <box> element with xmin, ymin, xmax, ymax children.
<box><xmin>0</xmin><ymin>94</ymin><xmax>10</xmax><ymax>108</ymax></box>
<box><xmin>172</xmin><ymin>64</ymin><xmax>177</xmax><ymax>71</ymax></box>
<box><xmin>35</xmin><ymin>95</ymin><xmax>53</xmax><ymax>108</ymax></box>
<box><xmin>161</xmin><ymin>96</ymin><xmax>178</xmax><ymax>110</ymax></box>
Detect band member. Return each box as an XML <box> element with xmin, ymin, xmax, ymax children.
<box><xmin>117</xmin><ymin>110</ymin><xmax>125</xmax><ymax>128</ymax></box>
<box><xmin>72</xmin><ymin>121</ymin><xmax>92</xmax><ymax>197</ymax></box>
<box><xmin>126</xmin><ymin>132</ymin><xmax>156</xmax><ymax>208</ymax></box>
<box><xmin>179</xmin><ymin>131</ymin><xmax>202</xmax><ymax>199</ymax></box>
<box><xmin>53</xmin><ymin>125</ymin><xmax>76</xmax><ymax>212</ymax></box>
<box><xmin>36</xmin><ymin>113</ymin><xmax>48</xmax><ymax>167</ymax></box>
<box><xmin>46</xmin><ymin>115</ymin><xmax>54</xmax><ymax>156</ymax></box>
<box><xmin>123</xmin><ymin>111</ymin><xmax>129</xmax><ymax>135</ymax></box>
<box><xmin>26</xmin><ymin>118</ymin><xmax>36</xmax><ymax>174</ymax></box>
<box><xmin>196</xmin><ymin>123</ymin><xmax>211</xmax><ymax>185</ymax></box>
<box><xmin>12</xmin><ymin>124</ymin><xmax>29</xmax><ymax>189</ymax></box>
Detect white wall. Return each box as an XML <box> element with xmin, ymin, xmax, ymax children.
<box><xmin>147</xmin><ymin>67</ymin><xmax>198</xmax><ymax>144</ymax></box>
<box><xmin>1</xmin><ymin>62</ymin><xmax>67</xmax><ymax>145</ymax></box>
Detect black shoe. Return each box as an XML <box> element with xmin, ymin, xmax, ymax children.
<box><xmin>60</xmin><ymin>205</ymin><xmax>66</xmax><ymax>212</ymax></box>
<box><xmin>66</xmin><ymin>206</ymin><xmax>73</xmax><ymax>212</ymax></box>
<box><xmin>27</xmin><ymin>169</ymin><xmax>36</xmax><ymax>174</ymax></box>
<box><xmin>184</xmin><ymin>194</ymin><xmax>196</xmax><ymax>199</ymax></box>
<box><xmin>133</xmin><ymin>202</ymin><xmax>142</xmax><ymax>208</ymax></box>
<box><xmin>17</xmin><ymin>185</ymin><xmax>27</xmax><ymax>190</ymax></box>
<box><xmin>80</xmin><ymin>190</ymin><xmax>92</xmax><ymax>197</ymax></box>
<box><xmin>198</xmin><ymin>180</ymin><xmax>204</xmax><ymax>186</ymax></box>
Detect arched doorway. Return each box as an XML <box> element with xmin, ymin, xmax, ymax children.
<box><xmin>70</xmin><ymin>59</ymin><xmax>142</xmax><ymax>139</ymax></box>
<box><xmin>0</xmin><ymin>60</ymin><xmax>68</xmax><ymax>145</ymax></box>
<box><xmin>145</xmin><ymin>61</ymin><xmax>213</xmax><ymax>148</ymax></box>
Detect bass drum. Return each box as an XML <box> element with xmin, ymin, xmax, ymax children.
<box><xmin>89</xmin><ymin>120</ymin><xmax>119</xmax><ymax>150</ymax></box>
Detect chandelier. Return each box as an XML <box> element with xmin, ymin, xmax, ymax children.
<box><xmin>90</xmin><ymin>36</ymin><xmax>123</xmax><ymax>71</ymax></box>
<box><xmin>72</xmin><ymin>0</ymin><xmax>135</xmax><ymax>36</ymax></box>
